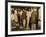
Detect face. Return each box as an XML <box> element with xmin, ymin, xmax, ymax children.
<box><xmin>14</xmin><ymin>9</ymin><xmax>17</xmax><ymax>14</ymax></box>
<box><xmin>17</xmin><ymin>9</ymin><xmax>23</xmax><ymax>15</ymax></box>
<box><xmin>33</xmin><ymin>8</ymin><xmax>37</xmax><ymax>11</ymax></box>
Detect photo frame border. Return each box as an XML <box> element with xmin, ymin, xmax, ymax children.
<box><xmin>5</xmin><ymin>0</ymin><xmax>45</xmax><ymax>37</ymax></box>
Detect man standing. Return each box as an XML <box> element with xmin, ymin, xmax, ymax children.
<box><xmin>31</xmin><ymin>7</ymin><xmax>38</xmax><ymax>30</ymax></box>
<box><xmin>17</xmin><ymin>9</ymin><xmax>23</xmax><ymax>30</ymax></box>
<box><xmin>22</xmin><ymin>9</ymin><xmax>27</xmax><ymax>29</ymax></box>
<box><xmin>26</xmin><ymin>8</ymin><xmax>32</xmax><ymax>30</ymax></box>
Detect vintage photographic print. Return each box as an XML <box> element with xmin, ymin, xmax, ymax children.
<box><xmin>7</xmin><ymin>2</ymin><xmax>45</xmax><ymax>35</ymax></box>
<box><xmin>11</xmin><ymin>6</ymin><xmax>40</xmax><ymax>31</ymax></box>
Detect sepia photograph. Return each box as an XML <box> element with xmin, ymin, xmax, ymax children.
<box><xmin>7</xmin><ymin>2</ymin><xmax>45</xmax><ymax>35</ymax></box>
<box><xmin>11</xmin><ymin>6</ymin><xmax>41</xmax><ymax>31</ymax></box>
